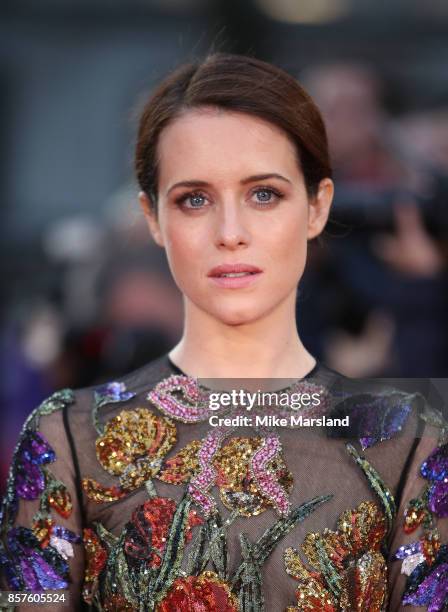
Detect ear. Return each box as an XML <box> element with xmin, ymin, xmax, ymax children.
<box><xmin>139</xmin><ymin>191</ymin><xmax>165</xmax><ymax>247</ymax></box>
<box><xmin>307</xmin><ymin>178</ymin><xmax>334</xmax><ymax>240</ymax></box>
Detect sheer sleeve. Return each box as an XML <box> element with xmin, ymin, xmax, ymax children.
<box><xmin>0</xmin><ymin>390</ymin><xmax>86</xmax><ymax>611</ymax></box>
<box><xmin>388</xmin><ymin>411</ymin><xmax>448</xmax><ymax>611</ymax></box>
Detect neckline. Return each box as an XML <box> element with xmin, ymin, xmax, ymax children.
<box><xmin>165</xmin><ymin>354</ymin><xmax>320</xmax><ymax>382</ymax></box>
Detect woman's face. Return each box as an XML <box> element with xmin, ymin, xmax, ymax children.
<box><xmin>140</xmin><ymin>107</ymin><xmax>333</xmax><ymax>326</ymax></box>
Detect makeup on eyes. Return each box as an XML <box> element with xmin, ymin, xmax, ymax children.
<box><xmin>173</xmin><ymin>184</ymin><xmax>285</xmax><ymax>211</ymax></box>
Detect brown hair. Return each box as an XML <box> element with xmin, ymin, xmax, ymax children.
<box><xmin>135</xmin><ymin>53</ymin><xmax>332</xmax><ymax>212</ymax></box>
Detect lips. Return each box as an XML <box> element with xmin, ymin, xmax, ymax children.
<box><xmin>207</xmin><ymin>263</ymin><xmax>262</xmax><ymax>278</ymax></box>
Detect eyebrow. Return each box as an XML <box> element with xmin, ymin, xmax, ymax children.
<box><xmin>166</xmin><ymin>173</ymin><xmax>292</xmax><ymax>196</ymax></box>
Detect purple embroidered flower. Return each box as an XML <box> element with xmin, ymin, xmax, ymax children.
<box><xmin>94</xmin><ymin>381</ymin><xmax>135</xmax><ymax>406</ymax></box>
<box><xmin>49</xmin><ymin>527</ymin><xmax>80</xmax><ymax>560</ymax></box>
<box><xmin>329</xmin><ymin>391</ymin><xmax>414</xmax><ymax>449</ymax></box>
<box><xmin>394</xmin><ymin>541</ymin><xmax>426</xmax><ymax>576</ymax></box>
<box><xmin>402</xmin><ymin>545</ymin><xmax>448</xmax><ymax>612</ymax></box>
<box><xmin>51</xmin><ymin>525</ymin><xmax>81</xmax><ymax>543</ymax></box>
<box><xmin>420</xmin><ymin>443</ymin><xmax>448</xmax><ymax>518</ymax></box>
<box><xmin>421</xmin><ymin>443</ymin><xmax>448</xmax><ymax>482</ymax></box>
<box><xmin>394</xmin><ymin>541</ymin><xmax>422</xmax><ymax>559</ymax></box>
<box><xmin>6</xmin><ymin>527</ymin><xmax>69</xmax><ymax>591</ymax></box>
<box><xmin>15</xmin><ymin>431</ymin><xmax>56</xmax><ymax>500</ymax></box>
<box><xmin>428</xmin><ymin>481</ymin><xmax>448</xmax><ymax>518</ymax></box>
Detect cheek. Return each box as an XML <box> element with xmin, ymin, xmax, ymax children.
<box><xmin>266</xmin><ymin>208</ymin><xmax>309</xmax><ymax>270</ymax></box>
<box><xmin>160</xmin><ymin>219</ymin><xmax>205</xmax><ymax>288</ymax></box>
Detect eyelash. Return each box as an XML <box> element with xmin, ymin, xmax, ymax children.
<box><xmin>174</xmin><ymin>186</ymin><xmax>284</xmax><ymax>210</ymax></box>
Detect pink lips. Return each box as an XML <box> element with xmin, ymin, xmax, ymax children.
<box><xmin>207</xmin><ymin>263</ymin><xmax>263</xmax><ymax>289</ymax></box>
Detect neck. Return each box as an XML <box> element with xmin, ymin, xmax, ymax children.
<box><xmin>168</xmin><ymin>292</ymin><xmax>315</xmax><ymax>379</ymax></box>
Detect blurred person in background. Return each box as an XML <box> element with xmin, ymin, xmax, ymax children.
<box><xmin>299</xmin><ymin>63</ymin><xmax>448</xmax><ymax>377</ymax></box>
<box><xmin>0</xmin><ymin>210</ymin><xmax>183</xmax><ymax>496</ymax></box>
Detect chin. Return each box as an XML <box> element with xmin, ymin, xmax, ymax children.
<box><xmin>211</xmin><ymin>305</ymin><xmax>265</xmax><ymax>326</ymax></box>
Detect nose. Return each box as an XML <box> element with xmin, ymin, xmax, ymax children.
<box><xmin>214</xmin><ymin>199</ymin><xmax>251</xmax><ymax>250</ymax></box>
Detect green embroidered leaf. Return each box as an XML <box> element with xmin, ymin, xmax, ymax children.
<box><xmin>94</xmin><ymin>522</ymin><xmax>119</xmax><ymax>550</ymax></box>
<box><xmin>37</xmin><ymin>389</ymin><xmax>75</xmax><ymax>418</ymax></box>
<box><xmin>115</xmin><ymin>546</ymin><xmax>139</xmax><ymax>607</ymax></box>
<box><xmin>238</xmin><ymin>532</ymin><xmax>264</xmax><ymax>612</ymax></box>
<box><xmin>144</xmin><ymin>478</ymin><xmax>157</xmax><ymax>499</ymax></box>
<box><xmin>346</xmin><ymin>443</ymin><xmax>396</xmax><ymax>533</ymax></box>
<box><xmin>313</xmin><ymin>536</ymin><xmax>341</xmax><ymax>599</ymax></box>
<box><xmin>184</xmin><ymin>522</ymin><xmax>209</xmax><ymax>576</ymax></box>
<box><xmin>207</xmin><ymin>511</ymin><xmax>228</xmax><ymax>580</ymax></box>
<box><xmin>152</xmin><ymin>490</ymin><xmax>192</xmax><ymax>602</ymax></box>
<box><xmin>231</xmin><ymin>494</ymin><xmax>332</xmax><ymax>588</ymax></box>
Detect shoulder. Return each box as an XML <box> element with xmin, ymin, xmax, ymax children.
<box><xmin>319</xmin><ymin>366</ymin><xmax>429</xmax><ymax>450</ymax></box>
<box><xmin>56</xmin><ymin>353</ymin><xmax>174</xmax><ymax>415</ymax></box>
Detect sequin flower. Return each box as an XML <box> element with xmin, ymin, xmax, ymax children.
<box><xmin>83</xmin><ymin>528</ymin><xmax>108</xmax><ymax>605</ymax></box>
<box><xmin>94</xmin><ymin>381</ymin><xmax>136</xmax><ymax>406</ymax></box>
<box><xmin>329</xmin><ymin>391</ymin><xmax>414</xmax><ymax>450</ymax></box>
<box><xmin>160</xmin><ymin>434</ymin><xmax>293</xmax><ymax>518</ymax></box>
<box><xmin>124</xmin><ymin>497</ymin><xmax>203</xmax><ymax>568</ymax></box>
<box><xmin>155</xmin><ymin>570</ymin><xmax>239</xmax><ymax>611</ymax></box>
<box><xmin>5</xmin><ymin>526</ymin><xmax>70</xmax><ymax>591</ymax></box>
<box><xmin>284</xmin><ymin>501</ymin><xmax>388</xmax><ymax>611</ymax></box>
<box><xmin>15</xmin><ymin>431</ymin><xmax>56</xmax><ymax>501</ymax></box>
<box><xmin>82</xmin><ymin>408</ymin><xmax>177</xmax><ymax>502</ymax></box>
<box><xmin>401</xmin><ymin>544</ymin><xmax>448</xmax><ymax>612</ymax></box>
<box><xmin>214</xmin><ymin>436</ymin><xmax>293</xmax><ymax>517</ymax></box>
<box><xmin>32</xmin><ymin>516</ymin><xmax>80</xmax><ymax>559</ymax></box>
<box><xmin>394</xmin><ymin>530</ymin><xmax>440</xmax><ymax>576</ymax></box>
<box><xmin>421</xmin><ymin>442</ymin><xmax>448</xmax><ymax>518</ymax></box>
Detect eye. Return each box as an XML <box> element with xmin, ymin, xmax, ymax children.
<box><xmin>175</xmin><ymin>191</ymin><xmax>209</xmax><ymax>210</ymax></box>
<box><xmin>251</xmin><ymin>187</ymin><xmax>283</xmax><ymax>206</ymax></box>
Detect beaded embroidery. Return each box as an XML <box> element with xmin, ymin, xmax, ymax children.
<box><xmin>84</xmin><ymin>411</ymin><xmax>294</xmax><ymax>520</ymax></box>
<box><xmin>82</xmin><ymin>407</ymin><xmax>177</xmax><ymax>502</ymax></box>
<box><xmin>147</xmin><ymin>374</ymin><xmax>331</xmax><ymax>425</ymax></box>
<box><xmin>83</xmin><ymin>372</ymin><xmax>426</xmax><ymax>610</ymax></box>
<box><xmin>393</xmin><ymin>404</ymin><xmax>448</xmax><ymax>610</ymax></box>
<box><xmin>284</xmin><ymin>442</ymin><xmax>396</xmax><ymax>611</ymax></box>
<box><xmin>2</xmin><ymin>370</ymin><xmax>430</xmax><ymax>610</ymax></box>
<box><xmin>328</xmin><ymin>389</ymin><xmax>420</xmax><ymax>449</ymax></box>
<box><xmin>284</xmin><ymin>501</ymin><xmax>388</xmax><ymax>611</ymax></box>
<box><xmin>0</xmin><ymin>389</ymin><xmax>81</xmax><ymax>591</ymax></box>
<box><xmin>83</xmin><ymin>489</ymin><xmax>331</xmax><ymax>609</ymax></box>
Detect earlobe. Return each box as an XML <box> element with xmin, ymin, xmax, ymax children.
<box><xmin>138</xmin><ymin>191</ymin><xmax>165</xmax><ymax>247</ymax></box>
<box><xmin>307</xmin><ymin>178</ymin><xmax>334</xmax><ymax>240</ymax></box>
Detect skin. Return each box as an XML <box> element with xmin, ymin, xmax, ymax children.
<box><xmin>139</xmin><ymin>107</ymin><xmax>334</xmax><ymax>378</ymax></box>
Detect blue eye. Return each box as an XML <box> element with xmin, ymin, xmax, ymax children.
<box><xmin>176</xmin><ymin>192</ymin><xmax>208</xmax><ymax>209</ymax></box>
<box><xmin>255</xmin><ymin>189</ymin><xmax>273</xmax><ymax>202</ymax></box>
<box><xmin>252</xmin><ymin>187</ymin><xmax>283</xmax><ymax>205</ymax></box>
<box><xmin>188</xmin><ymin>194</ymin><xmax>206</xmax><ymax>207</ymax></box>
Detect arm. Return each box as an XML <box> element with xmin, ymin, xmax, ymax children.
<box><xmin>0</xmin><ymin>390</ymin><xmax>85</xmax><ymax>611</ymax></box>
<box><xmin>388</xmin><ymin>420</ymin><xmax>448</xmax><ymax>611</ymax></box>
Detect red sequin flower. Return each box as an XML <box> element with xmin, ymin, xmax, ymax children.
<box><xmin>156</xmin><ymin>571</ymin><xmax>239</xmax><ymax>611</ymax></box>
<box><xmin>83</xmin><ymin>528</ymin><xmax>108</xmax><ymax>604</ymax></box>
<box><xmin>124</xmin><ymin>497</ymin><xmax>203</xmax><ymax>568</ymax></box>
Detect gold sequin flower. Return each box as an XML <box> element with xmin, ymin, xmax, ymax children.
<box><xmin>83</xmin><ymin>408</ymin><xmax>177</xmax><ymax>502</ymax></box>
<box><xmin>284</xmin><ymin>500</ymin><xmax>388</xmax><ymax>611</ymax></box>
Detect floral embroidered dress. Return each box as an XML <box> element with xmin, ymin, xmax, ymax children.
<box><xmin>1</xmin><ymin>354</ymin><xmax>447</xmax><ymax>611</ymax></box>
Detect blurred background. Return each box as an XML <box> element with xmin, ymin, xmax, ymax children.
<box><xmin>1</xmin><ymin>0</ymin><xmax>448</xmax><ymax>492</ymax></box>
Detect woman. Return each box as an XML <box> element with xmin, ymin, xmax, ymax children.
<box><xmin>1</xmin><ymin>53</ymin><xmax>447</xmax><ymax>611</ymax></box>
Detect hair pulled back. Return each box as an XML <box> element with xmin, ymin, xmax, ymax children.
<box><xmin>135</xmin><ymin>53</ymin><xmax>332</xmax><ymax>210</ymax></box>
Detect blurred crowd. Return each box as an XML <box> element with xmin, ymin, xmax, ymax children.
<box><xmin>1</xmin><ymin>60</ymin><xmax>447</xmax><ymax>493</ymax></box>
<box><xmin>299</xmin><ymin>63</ymin><xmax>448</xmax><ymax>378</ymax></box>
